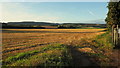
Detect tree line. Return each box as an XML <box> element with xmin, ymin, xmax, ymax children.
<box><xmin>105</xmin><ymin>0</ymin><xmax>120</xmax><ymax>31</ymax></box>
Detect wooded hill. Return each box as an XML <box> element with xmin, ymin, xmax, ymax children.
<box><xmin>1</xmin><ymin>22</ymin><xmax>106</xmax><ymax>29</ymax></box>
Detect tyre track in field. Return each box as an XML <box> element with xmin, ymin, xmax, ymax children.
<box><xmin>68</xmin><ymin>45</ymin><xmax>99</xmax><ymax>67</ymax></box>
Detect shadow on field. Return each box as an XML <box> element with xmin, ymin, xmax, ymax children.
<box><xmin>68</xmin><ymin>45</ymin><xmax>100</xmax><ymax>67</ymax></box>
<box><xmin>2</xmin><ymin>30</ymin><xmax>106</xmax><ymax>33</ymax></box>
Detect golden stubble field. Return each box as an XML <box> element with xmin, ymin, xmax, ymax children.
<box><xmin>2</xmin><ymin>29</ymin><xmax>105</xmax><ymax>60</ymax></box>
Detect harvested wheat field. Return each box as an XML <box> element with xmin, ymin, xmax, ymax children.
<box><xmin>2</xmin><ymin>29</ymin><xmax>106</xmax><ymax>66</ymax></box>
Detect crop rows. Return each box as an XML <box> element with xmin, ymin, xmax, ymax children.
<box><xmin>2</xmin><ymin>29</ymin><xmax>105</xmax><ymax>66</ymax></box>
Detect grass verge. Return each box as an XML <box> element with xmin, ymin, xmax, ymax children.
<box><xmin>88</xmin><ymin>32</ymin><xmax>113</xmax><ymax>66</ymax></box>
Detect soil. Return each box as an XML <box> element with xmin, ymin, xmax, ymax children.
<box><xmin>109</xmin><ymin>49</ymin><xmax>120</xmax><ymax>67</ymax></box>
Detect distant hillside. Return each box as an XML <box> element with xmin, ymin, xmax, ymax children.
<box><xmin>7</xmin><ymin>22</ymin><xmax>59</xmax><ymax>26</ymax></box>
<box><xmin>62</xmin><ymin>23</ymin><xmax>105</xmax><ymax>25</ymax></box>
<box><xmin>58</xmin><ymin>23</ymin><xmax>106</xmax><ymax>28</ymax></box>
<box><xmin>1</xmin><ymin>22</ymin><xmax>106</xmax><ymax>29</ymax></box>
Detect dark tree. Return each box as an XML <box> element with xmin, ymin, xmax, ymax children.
<box><xmin>105</xmin><ymin>1</ymin><xmax>120</xmax><ymax>30</ymax></box>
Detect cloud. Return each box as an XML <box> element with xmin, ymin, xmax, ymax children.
<box><xmin>88</xmin><ymin>10</ymin><xmax>95</xmax><ymax>16</ymax></box>
<box><xmin>0</xmin><ymin>3</ymin><xmax>2</xmax><ymax>20</ymax></box>
<box><xmin>88</xmin><ymin>19</ymin><xmax>106</xmax><ymax>24</ymax></box>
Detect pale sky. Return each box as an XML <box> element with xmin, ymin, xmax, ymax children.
<box><xmin>0</xmin><ymin>2</ymin><xmax>108</xmax><ymax>23</ymax></box>
<box><xmin>0</xmin><ymin>0</ymin><xmax>111</xmax><ymax>2</ymax></box>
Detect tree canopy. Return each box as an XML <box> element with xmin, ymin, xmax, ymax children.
<box><xmin>105</xmin><ymin>1</ymin><xmax>120</xmax><ymax>30</ymax></box>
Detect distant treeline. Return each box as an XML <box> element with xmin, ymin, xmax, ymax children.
<box><xmin>1</xmin><ymin>22</ymin><xmax>106</xmax><ymax>29</ymax></box>
<box><xmin>2</xmin><ymin>26</ymin><xmax>45</xmax><ymax>29</ymax></box>
<box><xmin>1</xmin><ymin>23</ymin><xmax>45</xmax><ymax>29</ymax></box>
<box><xmin>58</xmin><ymin>23</ymin><xmax>106</xmax><ymax>29</ymax></box>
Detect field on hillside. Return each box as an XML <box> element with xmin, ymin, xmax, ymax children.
<box><xmin>2</xmin><ymin>29</ymin><xmax>105</xmax><ymax>66</ymax></box>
